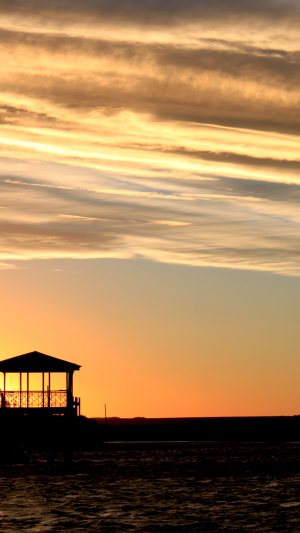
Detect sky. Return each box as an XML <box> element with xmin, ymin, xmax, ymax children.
<box><xmin>1</xmin><ymin>0</ymin><xmax>300</xmax><ymax>417</ymax></box>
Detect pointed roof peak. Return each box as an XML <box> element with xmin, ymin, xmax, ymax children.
<box><xmin>0</xmin><ymin>351</ymin><xmax>81</xmax><ymax>373</ymax></box>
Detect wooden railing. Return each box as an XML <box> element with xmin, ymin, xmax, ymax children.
<box><xmin>0</xmin><ymin>390</ymin><xmax>68</xmax><ymax>408</ymax></box>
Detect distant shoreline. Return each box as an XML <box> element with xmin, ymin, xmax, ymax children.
<box><xmin>92</xmin><ymin>416</ymin><xmax>300</xmax><ymax>425</ymax></box>
<box><xmin>91</xmin><ymin>416</ymin><xmax>300</xmax><ymax>442</ymax></box>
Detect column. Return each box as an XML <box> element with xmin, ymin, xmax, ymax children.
<box><xmin>27</xmin><ymin>373</ymin><xmax>29</xmax><ymax>408</ymax></box>
<box><xmin>67</xmin><ymin>371</ymin><xmax>73</xmax><ymax>410</ymax></box>
<box><xmin>20</xmin><ymin>372</ymin><xmax>22</xmax><ymax>408</ymax></box>
<box><xmin>69</xmin><ymin>371</ymin><xmax>73</xmax><ymax>396</ymax></box>
<box><xmin>48</xmin><ymin>372</ymin><xmax>51</xmax><ymax>408</ymax></box>
<box><xmin>3</xmin><ymin>373</ymin><xmax>6</xmax><ymax>408</ymax></box>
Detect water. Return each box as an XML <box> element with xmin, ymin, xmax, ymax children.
<box><xmin>0</xmin><ymin>442</ymin><xmax>300</xmax><ymax>532</ymax></box>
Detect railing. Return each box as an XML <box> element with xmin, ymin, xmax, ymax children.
<box><xmin>0</xmin><ymin>391</ymin><xmax>68</xmax><ymax>409</ymax></box>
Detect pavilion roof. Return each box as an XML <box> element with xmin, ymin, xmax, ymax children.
<box><xmin>0</xmin><ymin>351</ymin><xmax>81</xmax><ymax>373</ymax></box>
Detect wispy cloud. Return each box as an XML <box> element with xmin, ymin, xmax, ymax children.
<box><xmin>0</xmin><ymin>261</ymin><xmax>20</xmax><ymax>270</ymax></box>
<box><xmin>0</xmin><ymin>1</ymin><xmax>300</xmax><ymax>274</ymax></box>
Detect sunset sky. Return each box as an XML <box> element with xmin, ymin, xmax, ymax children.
<box><xmin>1</xmin><ymin>0</ymin><xmax>300</xmax><ymax>417</ymax></box>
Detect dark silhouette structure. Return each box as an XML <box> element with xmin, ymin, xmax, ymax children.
<box><xmin>0</xmin><ymin>351</ymin><xmax>103</xmax><ymax>464</ymax></box>
<box><xmin>0</xmin><ymin>351</ymin><xmax>81</xmax><ymax>416</ymax></box>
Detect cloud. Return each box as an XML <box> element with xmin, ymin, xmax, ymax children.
<box><xmin>1</xmin><ymin>167</ymin><xmax>300</xmax><ymax>275</ymax></box>
<box><xmin>0</xmin><ymin>261</ymin><xmax>20</xmax><ymax>269</ymax></box>
<box><xmin>0</xmin><ymin>1</ymin><xmax>300</xmax><ymax>274</ymax></box>
<box><xmin>2</xmin><ymin>0</ymin><xmax>299</xmax><ymax>28</ymax></box>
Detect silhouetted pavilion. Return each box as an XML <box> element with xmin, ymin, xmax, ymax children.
<box><xmin>0</xmin><ymin>351</ymin><xmax>81</xmax><ymax>416</ymax></box>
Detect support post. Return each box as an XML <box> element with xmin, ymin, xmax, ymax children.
<box><xmin>67</xmin><ymin>371</ymin><xmax>73</xmax><ymax>410</ymax></box>
<box><xmin>48</xmin><ymin>372</ymin><xmax>51</xmax><ymax>408</ymax></box>
<box><xmin>42</xmin><ymin>372</ymin><xmax>44</xmax><ymax>408</ymax></box>
<box><xmin>20</xmin><ymin>372</ymin><xmax>22</xmax><ymax>408</ymax></box>
<box><xmin>69</xmin><ymin>371</ymin><xmax>73</xmax><ymax>396</ymax></box>
<box><xmin>3</xmin><ymin>373</ymin><xmax>6</xmax><ymax>408</ymax></box>
<box><xmin>27</xmin><ymin>373</ymin><xmax>29</xmax><ymax>408</ymax></box>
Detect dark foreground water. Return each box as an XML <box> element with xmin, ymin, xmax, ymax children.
<box><xmin>0</xmin><ymin>442</ymin><xmax>300</xmax><ymax>532</ymax></box>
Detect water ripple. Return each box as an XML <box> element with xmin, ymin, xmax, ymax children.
<box><xmin>0</xmin><ymin>443</ymin><xmax>299</xmax><ymax>532</ymax></box>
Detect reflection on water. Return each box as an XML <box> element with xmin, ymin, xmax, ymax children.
<box><xmin>0</xmin><ymin>442</ymin><xmax>300</xmax><ymax>532</ymax></box>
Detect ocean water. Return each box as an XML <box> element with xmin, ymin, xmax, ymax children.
<box><xmin>0</xmin><ymin>442</ymin><xmax>300</xmax><ymax>532</ymax></box>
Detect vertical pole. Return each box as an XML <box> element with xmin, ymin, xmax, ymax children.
<box><xmin>48</xmin><ymin>372</ymin><xmax>51</xmax><ymax>408</ymax></box>
<box><xmin>105</xmin><ymin>404</ymin><xmax>107</xmax><ymax>424</ymax></box>
<box><xmin>27</xmin><ymin>373</ymin><xmax>29</xmax><ymax>408</ymax></box>
<box><xmin>69</xmin><ymin>372</ymin><xmax>73</xmax><ymax>396</ymax></box>
<box><xmin>42</xmin><ymin>372</ymin><xmax>44</xmax><ymax>408</ymax></box>
<box><xmin>20</xmin><ymin>372</ymin><xmax>22</xmax><ymax>408</ymax></box>
<box><xmin>3</xmin><ymin>373</ymin><xmax>6</xmax><ymax>408</ymax></box>
<box><xmin>66</xmin><ymin>372</ymin><xmax>68</xmax><ymax>408</ymax></box>
<box><xmin>67</xmin><ymin>371</ymin><xmax>73</xmax><ymax>411</ymax></box>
